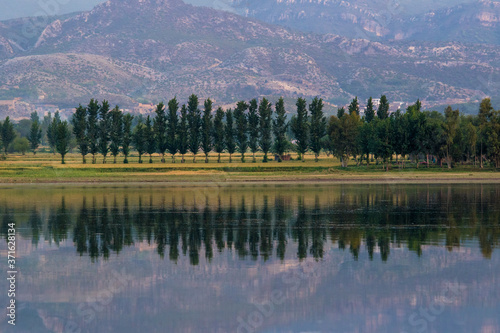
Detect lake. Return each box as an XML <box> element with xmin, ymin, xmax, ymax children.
<box><xmin>0</xmin><ymin>184</ymin><xmax>499</xmax><ymax>333</ymax></box>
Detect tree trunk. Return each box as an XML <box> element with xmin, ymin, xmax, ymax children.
<box><xmin>92</xmin><ymin>154</ymin><xmax>96</xmax><ymax>164</ymax></box>
<box><xmin>205</xmin><ymin>154</ymin><xmax>209</xmax><ymax>163</ymax></box>
<box><xmin>139</xmin><ymin>154</ymin><xmax>143</xmax><ymax>163</ymax></box>
<box><xmin>193</xmin><ymin>154</ymin><xmax>196</xmax><ymax>163</ymax></box>
<box><xmin>229</xmin><ymin>153</ymin><xmax>232</xmax><ymax>163</ymax></box>
<box><xmin>171</xmin><ymin>154</ymin><xmax>176</xmax><ymax>163</ymax></box>
<box><xmin>426</xmin><ymin>154</ymin><xmax>429</xmax><ymax>168</ymax></box>
<box><xmin>181</xmin><ymin>154</ymin><xmax>185</xmax><ymax>163</ymax></box>
<box><xmin>241</xmin><ymin>153</ymin><xmax>245</xmax><ymax>163</ymax></box>
<box><xmin>124</xmin><ymin>156</ymin><xmax>129</xmax><ymax>164</ymax></box>
<box><xmin>161</xmin><ymin>153</ymin><xmax>165</xmax><ymax>163</ymax></box>
<box><xmin>61</xmin><ymin>154</ymin><xmax>65</xmax><ymax>164</ymax></box>
<box><xmin>263</xmin><ymin>152</ymin><xmax>268</xmax><ymax>163</ymax></box>
<box><xmin>149</xmin><ymin>154</ymin><xmax>153</xmax><ymax>163</ymax></box>
<box><xmin>252</xmin><ymin>152</ymin><xmax>256</xmax><ymax>163</ymax></box>
<box><xmin>218</xmin><ymin>153</ymin><xmax>221</xmax><ymax>163</ymax></box>
<box><xmin>315</xmin><ymin>153</ymin><xmax>319</xmax><ymax>162</ymax></box>
<box><xmin>103</xmin><ymin>155</ymin><xmax>107</xmax><ymax>164</ymax></box>
<box><xmin>114</xmin><ymin>155</ymin><xmax>117</xmax><ymax>164</ymax></box>
<box><xmin>480</xmin><ymin>144</ymin><xmax>483</xmax><ymax>169</ymax></box>
<box><xmin>82</xmin><ymin>155</ymin><xmax>86</xmax><ymax>164</ymax></box>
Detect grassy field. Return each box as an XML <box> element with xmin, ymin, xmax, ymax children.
<box><xmin>1</xmin><ymin>151</ymin><xmax>499</xmax><ymax>184</ymax></box>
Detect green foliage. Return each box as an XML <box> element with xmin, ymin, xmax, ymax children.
<box><xmin>153</xmin><ymin>102</ymin><xmax>168</xmax><ymax>162</ymax></box>
<box><xmin>122</xmin><ymin>113</ymin><xmax>134</xmax><ymax>163</ymax></box>
<box><xmin>377</xmin><ymin>95</ymin><xmax>389</xmax><ymax>120</ymax></box>
<box><xmin>55</xmin><ymin>121</ymin><xmax>72</xmax><ymax>164</ymax></box>
<box><xmin>225</xmin><ymin>108</ymin><xmax>236</xmax><ymax>162</ymax></box>
<box><xmin>47</xmin><ymin>113</ymin><xmax>60</xmax><ymax>154</ymax></box>
<box><xmin>234</xmin><ymin>100</ymin><xmax>248</xmax><ymax>162</ymax></box>
<box><xmin>187</xmin><ymin>94</ymin><xmax>201</xmax><ymax>161</ymax></box>
<box><xmin>348</xmin><ymin>97</ymin><xmax>359</xmax><ymax>116</ymax></box>
<box><xmin>166</xmin><ymin>98</ymin><xmax>179</xmax><ymax>161</ymax></box>
<box><xmin>178</xmin><ymin>104</ymin><xmax>189</xmax><ymax>162</ymax></box>
<box><xmin>98</xmin><ymin>100</ymin><xmax>111</xmax><ymax>163</ymax></box>
<box><xmin>247</xmin><ymin>99</ymin><xmax>260</xmax><ymax>162</ymax></box>
<box><xmin>13</xmin><ymin>137</ymin><xmax>30</xmax><ymax>155</ymax></box>
<box><xmin>133</xmin><ymin>121</ymin><xmax>147</xmax><ymax>163</ymax></box>
<box><xmin>201</xmin><ymin>99</ymin><xmax>213</xmax><ymax>162</ymax></box>
<box><xmin>328</xmin><ymin>113</ymin><xmax>361</xmax><ymax>167</ymax></box>
<box><xmin>109</xmin><ymin>106</ymin><xmax>123</xmax><ymax>163</ymax></box>
<box><xmin>291</xmin><ymin>97</ymin><xmax>309</xmax><ymax>160</ymax></box>
<box><xmin>309</xmin><ymin>97</ymin><xmax>326</xmax><ymax>161</ymax></box>
<box><xmin>72</xmin><ymin>105</ymin><xmax>88</xmax><ymax>162</ymax></box>
<box><xmin>145</xmin><ymin>115</ymin><xmax>156</xmax><ymax>163</ymax></box>
<box><xmin>365</xmin><ymin>97</ymin><xmax>375</xmax><ymax>122</ymax></box>
<box><xmin>273</xmin><ymin>97</ymin><xmax>288</xmax><ymax>161</ymax></box>
<box><xmin>87</xmin><ymin>99</ymin><xmax>100</xmax><ymax>163</ymax></box>
<box><xmin>213</xmin><ymin>107</ymin><xmax>225</xmax><ymax>163</ymax></box>
<box><xmin>443</xmin><ymin>105</ymin><xmax>460</xmax><ymax>168</ymax></box>
<box><xmin>28</xmin><ymin>119</ymin><xmax>42</xmax><ymax>155</ymax></box>
<box><xmin>258</xmin><ymin>98</ymin><xmax>272</xmax><ymax>162</ymax></box>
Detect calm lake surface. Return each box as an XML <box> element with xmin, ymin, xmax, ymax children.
<box><xmin>1</xmin><ymin>184</ymin><xmax>499</xmax><ymax>333</ymax></box>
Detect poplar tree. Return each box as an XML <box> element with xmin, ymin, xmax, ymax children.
<box><xmin>178</xmin><ymin>104</ymin><xmax>189</xmax><ymax>163</ymax></box>
<box><xmin>309</xmin><ymin>97</ymin><xmax>326</xmax><ymax>162</ymax></box>
<box><xmin>444</xmin><ymin>106</ymin><xmax>460</xmax><ymax>169</ymax></box>
<box><xmin>145</xmin><ymin>115</ymin><xmax>156</xmax><ymax>163</ymax></box>
<box><xmin>213</xmin><ymin>107</ymin><xmax>225</xmax><ymax>163</ymax></box>
<box><xmin>71</xmin><ymin>105</ymin><xmax>88</xmax><ymax>162</ymax></box>
<box><xmin>201</xmin><ymin>99</ymin><xmax>213</xmax><ymax>163</ymax></box>
<box><xmin>153</xmin><ymin>102</ymin><xmax>168</xmax><ymax>163</ymax></box>
<box><xmin>133</xmin><ymin>121</ymin><xmax>147</xmax><ymax>164</ymax></box>
<box><xmin>291</xmin><ymin>98</ymin><xmax>309</xmax><ymax>161</ymax></box>
<box><xmin>365</xmin><ymin>97</ymin><xmax>375</xmax><ymax>122</ymax></box>
<box><xmin>247</xmin><ymin>99</ymin><xmax>259</xmax><ymax>162</ymax></box>
<box><xmin>259</xmin><ymin>98</ymin><xmax>272</xmax><ymax>162</ymax></box>
<box><xmin>122</xmin><ymin>114</ymin><xmax>133</xmax><ymax>164</ymax></box>
<box><xmin>377</xmin><ymin>95</ymin><xmax>389</xmax><ymax>120</ymax></box>
<box><xmin>348</xmin><ymin>97</ymin><xmax>359</xmax><ymax>116</ymax></box>
<box><xmin>55</xmin><ymin>121</ymin><xmax>72</xmax><ymax>164</ymax></box>
<box><xmin>166</xmin><ymin>98</ymin><xmax>179</xmax><ymax>163</ymax></box>
<box><xmin>98</xmin><ymin>100</ymin><xmax>111</xmax><ymax>163</ymax></box>
<box><xmin>47</xmin><ymin>113</ymin><xmax>60</xmax><ymax>154</ymax></box>
<box><xmin>1</xmin><ymin>117</ymin><xmax>16</xmax><ymax>155</ymax></box>
<box><xmin>234</xmin><ymin>101</ymin><xmax>248</xmax><ymax>162</ymax></box>
<box><xmin>187</xmin><ymin>94</ymin><xmax>201</xmax><ymax>162</ymax></box>
<box><xmin>225</xmin><ymin>109</ymin><xmax>236</xmax><ymax>163</ymax></box>
<box><xmin>109</xmin><ymin>106</ymin><xmax>123</xmax><ymax>164</ymax></box>
<box><xmin>87</xmin><ymin>99</ymin><xmax>99</xmax><ymax>163</ymax></box>
<box><xmin>273</xmin><ymin>97</ymin><xmax>288</xmax><ymax>161</ymax></box>
<box><xmin>28</xmin><ymin>117</ymin><xmax>43</xmax><ymax>155</ymax></box>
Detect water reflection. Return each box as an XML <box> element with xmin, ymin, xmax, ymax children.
<box><xmin>2</xmin><ymin>184</ymin><xmax>499</xmax><ymax>263</ymax></box>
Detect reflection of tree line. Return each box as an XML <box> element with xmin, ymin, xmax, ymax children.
<box><xmin>1</xmin><ymin>191</ymin><xmax>500</xmax><ymax>263</ymax></box>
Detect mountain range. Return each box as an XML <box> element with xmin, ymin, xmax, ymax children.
<box><xmin>1</xmin><ymin>0</ymin><xmax>500</xmax><ymax>118</ymax></box>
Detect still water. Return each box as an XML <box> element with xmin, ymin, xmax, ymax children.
<box><xmin>0</xmin><ymin>184</ymin><xmax>499</xmax><ymax>333</ymax></box>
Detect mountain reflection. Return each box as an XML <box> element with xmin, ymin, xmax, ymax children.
<box><xmin>2</xmin><ymin>185</ymin><xmax>500</xmax><ymax>263</ymax></box>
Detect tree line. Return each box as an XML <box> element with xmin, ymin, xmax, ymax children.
<box><xmin>1</xmin><ymin>94</ymin><xmax>499</xmax><ymax>169</ymax></box>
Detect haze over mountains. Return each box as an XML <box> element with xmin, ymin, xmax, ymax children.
<box><xmin>0</xmin><ymin>0</ymin><xmax>499</xmax><ymax>118</ymax></box>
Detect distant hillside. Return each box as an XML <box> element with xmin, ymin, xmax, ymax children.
<box><xmin>0</xmin><ymin>0</ymin><xmax>499</xmax><ymax>118</ymax></box>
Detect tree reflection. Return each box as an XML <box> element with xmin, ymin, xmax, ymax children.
<box><xmin>2</xmin><ymin>185</ymin><xmax>500</xmax><ymax>265</ymax></box>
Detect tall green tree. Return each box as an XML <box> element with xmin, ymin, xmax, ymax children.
<box><xmin>258</xmin><ymin>98</ymin><xmax>272</xmax><ymax>162</ymax></box>
<box><xmin>109</xmin><ymin>106</ymin><xmax>123</xmax><ymax>164</ymax></box>
<box><xmin>337</xmin><ymin>107</ymin><xmax>345</xmax><ymax>118</ymax></box>
<box><xmin>166</xmin><ymin>98</ymin><xmax>179</xmax><ymax>163</ymax></box>
<box><xmin>87</xmin><ymin>99</ymin><xmax>100</xmax><ymax>163</ymax></box>
<box><xmin>1</xmin><ymin>117</ymin><xmax>16</xmax><ymax>154</ymax></box>
<box><xmin>225</xmin><ymin>109</ymin><xmax>236</xmax><ymax>163</ymax></box>
<box><xmin>478</xmin><ymin>98</ymin><xmax>494</xmax><ymax>168</ymax></box>
<box><xmin>201</xmin><ymin>99</ymin><xmax>213</xmax><ymax>163</ymax></box>
<box><xmin>122</xmin><ymin>114</ymin><xmax>133</xmax><ymax>164</ymax></box>
<box><xmin>443</xmin><ymin>106</ymin><xmax>460</xmax><ymax>169</ymax></box>
<box><xmin>247</xmin><ymin>99</ymin><xmax>260</xmax><ymax>163</ymax></box>
<box><xmin>234</xmin><ymin>101</ymin><xmax>248</xmax><ymax>162</ymax></box>
<box><xmin>55</xmin><ymin>121</ymin><xmax>72</xmax><ymax>164</ymax></box>
<box><xmin>290</xmin><ymin>98</ymin><xmax>309</xmax><ymax>161</ymax></box>
<box><xmin>47</xmin><ymin>113</ymin><xmax>60</xmax><ymax>154</ymax></box>
<box><xmin>273</xmin><ymin>97</ymin><xmax>288</xmax><ymax>161</ymax></box>
<box><xmin>328</xmin><ymin>113</ymin><xmax>361</xmax><ymax>167</ymax></box>
<box><xmin>178</xmin><ymin>104</ymin><xmax>189</xmax><ymax>163</ymax></box>
<box><xmin>145</xmin><ymin>116</ymin><xmax>156</xmax><ymax>163</ymax></box>
<box><xmin>187</xmin><ymin>94</ymin><xmax>201</xmax><ymax>162</ymax></box>
<box><xmin>133</xmin><ymin>121</ymin><xmax>147</xmax><ymax>164</ymax></box>
<box><xmin>213</xmin><ymin>107</ymin><xmax>225</xmax><ymax>163</ymax></box>
<box><xmin>98</xmin><ymin>100</ymin><xmax>111</xmax><ymax>163</ymax></box>
<box><xmin>309</xmin><ymin>97</ymin><xmax>326</xmax><ymax>162</ymax></box>
<box><xmin>28</xmin><ymin>117</ymin><xmax>43</xmax><ymax>155</ymax></box>
<box><xmin>373</xmin><ymin>118</ymin><xmax>393</xmax><ymax>171</ymax></box>
<box><xmin>377</xmin><ymin>95</ymin><xmax>389</xmax><ymax>120</ymax></box>
<box><xmin>365</xmin><ymin>97</ymin><xmax>375</xmax><ymax>122</ymax></box>
<box><xmin>153</xmin><ymin>102</ymin><xmax>168</xmax><ymax>163</ymax></box>
<box><xmin>71</xmin><ymin>105</ymin><xmax>88</xmax><ymax>163</ymax></box>
<box><xmin>348</xmin><ymin>97</ymin><xmax>359</xmax><ymax>116</ymax></box>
